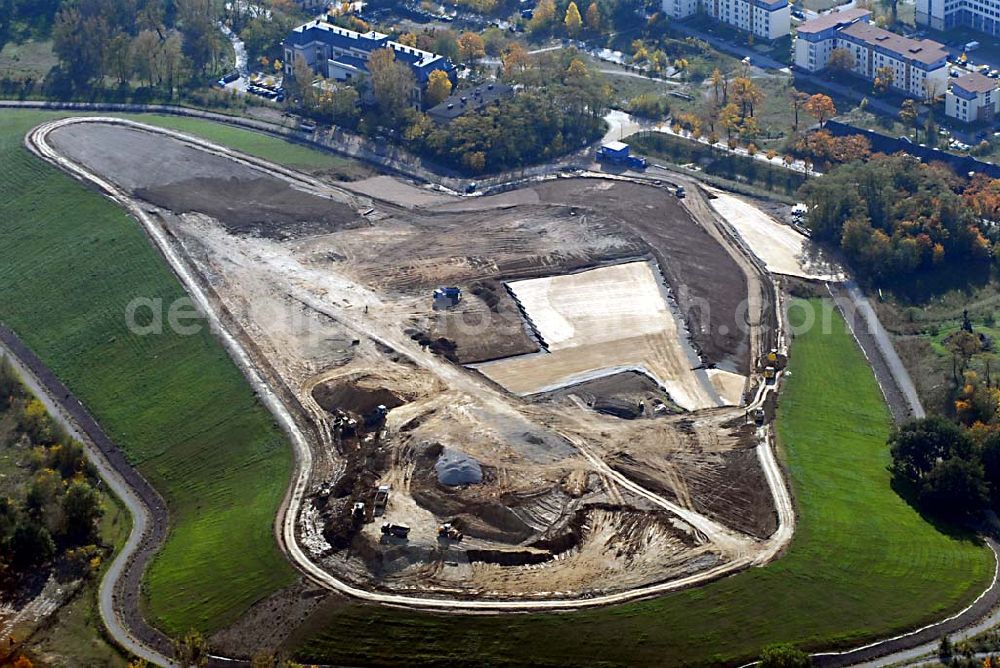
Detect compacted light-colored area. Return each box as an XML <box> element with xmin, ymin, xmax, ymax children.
<box><xmin>474</xmin><ymin>261</ymin><xmax>738</xmax><ymax>411</ymax></box>
<box><xmin>707</xmin><ymin>189</ymin><xmax>844</xmax><ymax>281</ymax></box>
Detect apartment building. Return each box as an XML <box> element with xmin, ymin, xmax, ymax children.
<box><xmin>916</xmin><ymin>0</ymin><xmax>1000</xmax><ymax>37</ymax></box>
<box><xmin>946</xmin><ymin>71</ymin><xmax>1000</xmax><ymax>122</ymax></box>
<box><xmin>661</xmin><ymin>0</ymin><xmax>791</xmax><ymax>40</ymax></box>
<box><xmin>283</xmin><ymin>19</ymin><xmax>456</xmax><ymax>106</ymax></box>
<box><xmin>794</xmin><ymin>10</ymin><xmax>949</xmax><ymax>99</ymax></box>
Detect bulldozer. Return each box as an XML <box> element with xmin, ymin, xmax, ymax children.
<box><xmin>437</xmin><ymin>523</ymin><xmax>463</xmax><ymax>541</ymax></box>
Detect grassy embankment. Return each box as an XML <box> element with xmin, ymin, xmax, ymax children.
<box><xmin>121</xmin><ymin>114</ymin><xmax>373</xmax><ymax>180</ymax></box>
<box><xmin>0</xmin><ymin>109</ymin><xmax>303</xmax><ymax>636</ymax></box>
<box><xmin>292</xmin><ymin>299</ymin><xmax>993</xmax><ymax>666</ymax></box>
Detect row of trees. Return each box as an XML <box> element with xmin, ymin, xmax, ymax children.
<box><xmin>0</xmin><ymin>359</ymin><xmax>105</xmax><ymax>579</ymax></box>
<box><xmin>49</xmin><ymin>0</ymin><xmax>226</xmax><ymax>93</ymax></box>
<box><xmin>801</xmin><ymin>153</ymin><xmax>995</xmax><ymax>282</ymax></box>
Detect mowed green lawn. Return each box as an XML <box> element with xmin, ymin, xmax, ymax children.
<box><xmin>292</xmin><ymin>299</ymin><xmax>993</xmax><ymax>666</ymax></box>
<box><xmin>0</xmin><ymin>110</ymin><xmax>295</xmax><ymax>635</ymax></box>
<box><xmin>122</xmin><ymin>113</ymin><xmax>371</xmax><ymax>179</ymax></box>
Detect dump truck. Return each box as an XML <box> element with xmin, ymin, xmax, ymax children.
<box><xmin>438</xmin><ymin>523</ymin><xmax>464</xmax><ymax>541</ymax></box>
<box><xmin>381</xmin><ymin>523</ymin><xmax>411</xmax><ymax>539</ymax></box>
<box><xmin>752</xmin><ymin>407</ymin><xmax>766</xmax><ymax>424</ymax></box>
<box><xmin>764</xmin><ymin>366</ymin><xmax>777</xmax><ymax>383</ymax></box>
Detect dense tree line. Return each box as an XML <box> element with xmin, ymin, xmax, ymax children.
<box><xmin>0</xmin><ymin>358</ymin><xmax>105</xmax><ymax>581</ymax></box>
<box><xmin>404</xmin><ymin>47</ymin><xmax>609</xmax><ymax>173</ymax></box>
<box><xmin>801</xmin><ymin>154</ymin><xmax>995</xmax><ymax>283</ymax></box>
<box><xmin>38</xmin><ymin>0</ymin><xmax>227</xmax><ymax>95</ymax></box>
<box><xmin>888</xmin><ymin>417</ymin><xmax>1000</xmax><ymax>519</ymax></box>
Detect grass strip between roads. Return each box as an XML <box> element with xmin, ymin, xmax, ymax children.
<box><xmin>291</xmin><ymin>298</ymin><xmax>993</xmax><ymax>666</ymax></box>
<box><xmin>0</xmin><ymin>109</ymin><xmax>295</xmax><ymax>636</ymax></box>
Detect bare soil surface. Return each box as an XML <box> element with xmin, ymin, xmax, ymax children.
<box><xmin>38</xmin><ymin>119</ymin><xmax>779</xmax><ymax>614</ymax></box>
<box><xmin>532</xmin><ymin>179</ymin><xmax>751</xmax><ymax>375</ymax></box>
<box><xmin>137</xmin><ymin>177</ymin><xmax>363</xmax><ymax>239</ymax></box>
<box><xmin>48</xmin><ymin>122</ymin><xmax>363</xmax><ymax>240</ymax></box>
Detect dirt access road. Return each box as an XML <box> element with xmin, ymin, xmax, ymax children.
<box><xmin>28</xmin><ymin>116</ymin><xmax>794</xmax><ymax>604</ymax></box>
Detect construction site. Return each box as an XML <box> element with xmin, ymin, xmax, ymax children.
<box><xmin>36</xmin><ymin>117</ymin><xmax>821</xmax><ymax>604</ymax></box>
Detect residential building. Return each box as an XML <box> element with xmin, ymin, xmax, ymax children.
<box><xmin>282</xmin><ymin>19</ymin><xmax>456</xmax><ymax>106</ymax></box>
<box><xmin>794</xmin><ymin>10</ymin><xmax>949</xmax><ymax>99</ymax></box>
<box><xmin>426</xmin><ymin>83</ymin><xmax>515</xmax><ymax>124</ymax></box>
<box><xmin>793</xmin><ymin>8</ymin><xmax>870</xmax><ymax>72</ymax></box>
<box><xmin>661</xmin><ymin>0</ymin><xmax>791</xmax><ymax>40</ymax></box>
<box><xmin>946</xmin><ymin>72</ymin><xmax>999</xmax><ymax>122</ymax></box>
<box><xmin>916</xmin><ymin>0</ymin><xmax>1000</xmax><ymax>37</ymax></box>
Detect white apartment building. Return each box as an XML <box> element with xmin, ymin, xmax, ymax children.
<box><xmin>661</xmin><ymin>0</ymin><xmax>790</xmax><ymax>40</ymax></box>
<box><xmin>916</xmin><ymin>0</ymin><xmax>1000</xmax><ymax>37</ymax></box>
<box><xmin>794</xmin><ymin>10</ymin><xmax>949</xmax><ymax>99</ymax></box>
<box><xmin>946</xmin><ymin>72</ymin><xmax>1000</xmax><ymax>122</ymax></box>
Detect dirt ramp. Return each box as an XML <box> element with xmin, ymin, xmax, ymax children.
<box><xmin>311</xmin><ymin>376</ymin><xmax>405</xmax><ymax>417</ymax></box>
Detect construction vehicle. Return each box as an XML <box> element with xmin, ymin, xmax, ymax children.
<box><xmin>381</xmin><ymin>522</ymin><xmax>410</xmax><ymax>539</ymax></box>
<box><xmin>374</xmin><ymin>484</ymin><xmax>390</xmax><ymax>512</ymax></box>
<box><xmin>675</xmin><ymin>185</ymin><xmax>686</xmax><ymax>199</ymax></box>
<box><xmin>438</xmin><ymin>523</ymin><xmax>464</xmax><ymax>541</ymax></box>
<box><xmin>753</xmin><ymin>407</ymin><xmax>766</xmax><ymax>425</ymax></box>
<box><xmin>766</xmin><ymin>348</ymin><xmax>778</xmax><ymax>364</ymax></box>
<box><xmin>364</xmin><ymin>404</ymin><xmax>389</xmax><ymax>428</ymax></box>
<box><xmin>352</xmin><ymin>502</ymin><xmax>366</xmax><ymax>523</ymax></box>
<box><xmin>764</xmin><ymin>366</ymin><xmax>777</xmax><ymax>383</ymax></box>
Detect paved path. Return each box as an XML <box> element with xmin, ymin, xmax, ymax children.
<box><xmin>0</xmin><ymin>325</ymin><xmax>176</xmax><ymax>667</ymax></box>
<box><xmin>828</xmin><ymin>281</ymin><xmax>925</xmax><ymax>422</ymax></box>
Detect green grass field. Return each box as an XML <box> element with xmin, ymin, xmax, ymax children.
<box><xmin>122</xmin><ymin>114</ymin><xmax>372</xmax><ymax>179</ymax></box>
<box><xmin>291</xmin><ymin>299</ymin><xmax>993</xmax><ymax>666</ymax></box>
<box><xmin>0</xmin><ymin>109</ymin><xmax>296</xmax><ymax>635</ymax></box>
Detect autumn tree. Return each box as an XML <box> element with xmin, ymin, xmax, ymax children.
<box><xmin>730</xmin><ymin>76</ymin><xmax>763</xmax><ymax>118</ymax></box>
<box><xmin>803</xmin><ymin>93</ymin><xmax>835</xmax><ymax>127</ymax></box>
<box><xmin>898</xmin><ymin>98</ymin><xmax>919</xmax><ymax>140</ymax></box>
<box><xmin>425</xmin><ymin>70</ymin><xmax>452</xmax><ymax>106</ymax></box>
<box><xmin>873</xmin><ymin>64</ymin><xmax>894</xmax><ymax>93</ymax></box>
<box><xmin>828</xmin><ymin>47</ymin><xmax>855</xmax><ymax>73</ymax></box>
<box><xmin>585</xmin><ymin>1</ymin><xmax>602</xmax><ymax>31</ymax></box>
<box><xmin>529</xmin><ymin>0</ymin><xmax>556</xmax><ymax>32</ymax></box>
<box><xmin>564</xmin><ymin>1</ymin><xmax>583</xmax><ymax>36</ymax></box>
<box><xmin>720</xmin><ymin>102</ymin><xmax>741</xmax><ymax>141</ymax></box>
<box><xmin>174</xmin><ymin>630</ymin><xmax>210</xmax><ymax>668</ymax></box>
<box><xmin>291</xmin><ymin>56</ymin><xmax>316</xmax><ymax>109</ymax></box>
<box><xmin>367</xmin><ymin>48</ymin><xmax>416</xmax><ymax>123</ymax></box>
<box><xmin>457</xmin><ymin>32</ymin><xmax>485</xmax><ymax>61</ymax></box>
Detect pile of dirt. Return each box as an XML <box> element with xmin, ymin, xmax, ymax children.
<box><xmin>542</xmin><ymin>371</ymin><xmax>682</xmax><ymax>418</ymax></box>
<box><xmin>435</xmin><ymin>448</ymin><xmax>483</xmax><ymax>486</ymax></box>
<box><xmin>430</xmin><ymin>279</ymin><xmax>540</xmax><ymax>364</ymax></box>
<box><xmin>137</xmin><ymin>177</ymin><xmax>363</xmax><ymax>239</ymax></box>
